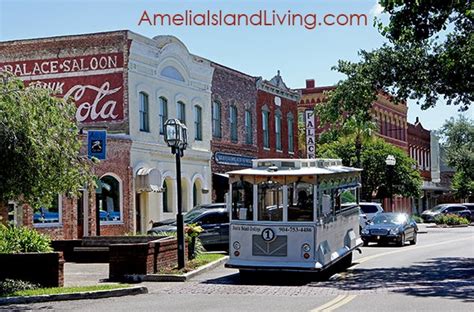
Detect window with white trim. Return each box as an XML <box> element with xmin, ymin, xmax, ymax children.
<box><xmin>97</xmin><ymin>175</ymin><xmax>122</xmax><ymax>223</ymax></box>
<box><xmin>194</xmin><ymin>105</ymin><xmax>202</xmax><ymax>141</ymax></box>
<box><xmin>159</xmin><ymin>97</ymin><xmax>168</xmax><ymax>135</ymax></box>
<box><xmin>139</xmin><ymin>92</ymin><xmax>149</xmax><ymax>132</ymax></box>
<box><xmin>177</xmin><ymin>101</ymin><xmax>186</xmax><ymax>124</ymax></box>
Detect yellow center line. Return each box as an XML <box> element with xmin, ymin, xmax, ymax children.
<box><xmin>310</xmin><ymin>295</ymin><xmax>357</xmax><ymax>312</ymax></box>
<box><xmin>354</xmin><ymin>235</ymin><xmax>473</xmax><ymax>266</ymax></box>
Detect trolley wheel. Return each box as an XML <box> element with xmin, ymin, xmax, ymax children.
<box><xmin>338</xmin><ymin>252</ymin><xmax>353</xmax><ymax>271</ymax></box>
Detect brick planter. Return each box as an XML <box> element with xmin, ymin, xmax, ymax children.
<box><xmin>0</xmin><ymin>252</ymin><xmax>64</xmax><ymax>287</ymax></box>
<box><xmin>109</xmin><ymin>237</ymin><xmax>188</xmax><ymax>280</ymax></box>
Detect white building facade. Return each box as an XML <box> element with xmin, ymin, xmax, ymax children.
<box><xmin>128</xmin><ymin>33</ymin><xmax>213</xmax><ymax>233</ymax></box>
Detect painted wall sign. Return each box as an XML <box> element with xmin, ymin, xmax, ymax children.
<box><xmin>305</xmin><ymin>109</ymin><xmax>315</xmax><ymax>159</ymax></box>
<box><xmin>215</xmin><ymin>152</ymin><xmax>255</xmax><ymax>167</ymax></box>
<box><xmin>0</xmin><ymin>53</ymin><xmax>124</xmax><ymax>123</ymax></box>
<box><xmin>88</xmin><ymin>130</ymin><xmax>107</xmax><ymax>160</ymax></box>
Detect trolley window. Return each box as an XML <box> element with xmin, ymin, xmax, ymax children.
<box><xmin>288</xmin><ymin>182</ymin><xmax>314</xmax><ymax>221</ymax></box>
<box><xmin>231</xmin><ymin>181</ymin><xmax>253</xmax><ymax>221</ymax></box>
<box><xmin>258</xmin><ymin>181</ymin><xmax>283</xmax><ymax>221</ymax></box>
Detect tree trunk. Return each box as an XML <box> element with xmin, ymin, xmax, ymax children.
<box><xmin>355</xmin><ymin>135</ymin><xmax>362</xmax><ymax>168</ymax></box>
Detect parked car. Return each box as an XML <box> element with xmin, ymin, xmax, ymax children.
<box><xmin>359</xmin><ymin>202</ymin><xmax>384</xmax><ymax>221</ymax></box>
<box><xmin>148</xmin><ymin>207</ymin><xmax>229</xmax><ymax>250</ymax></box>
<box><xmin>150</xmin><ymin>203</ymin><xmax>226</xmax><ymax>227</ymax></box>
<box><xmin>342</xmin><ymin>203</ymin><xmax>370</xmax><ymax>231</ymax></box>
<box><xmin>421</xmin><ymin>204</ymin><xmax>471</xmax><ymax>222</ymax></box>
<box><xmin>461</xmin><ymin>203</ymin><xmax>474</xmax><ymax>215</ymax></box>
<box><xmin>361</xmin><ymin>213</ymin><xmax>418</xmax><ymax>247</ymax></box>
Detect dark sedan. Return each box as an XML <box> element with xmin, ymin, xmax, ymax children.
<box><xmin>421</xmin><ymin>204</ymin><xmax>471</xmax><ymax>222</ymax></box>
<box><xmin>148</xmin><ymin>207</ymin><xmax>229</xmax><ymax>250</ymax></box>
<box><xmin>361</xmin><ymin>213</ymin><xmax>418</xmax><ymax>247</ymax></box>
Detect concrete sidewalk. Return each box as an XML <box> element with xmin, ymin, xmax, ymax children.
<box><xmin>64</xmin><ymin>263</ymin><xmax>110</xmax><ymax>287</ymax></box>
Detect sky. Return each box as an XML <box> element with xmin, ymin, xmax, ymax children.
<box><xmin>0</xmin><ymin>0</ymin><xmax>471</xmax><ymax>131</ymax></box>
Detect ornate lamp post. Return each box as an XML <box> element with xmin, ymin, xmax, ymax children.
<box><xmin>385</xmin><ymin>155</ymin><xmax>396</xmax><ymax>212</ymax></box>
<box><xmin>164</xmin><ymin>118</ymin><xmax>188</xmax><ymax>269</ymax></box>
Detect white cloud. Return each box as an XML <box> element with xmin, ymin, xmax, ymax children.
<box><xmin>370</xmin><ymin>1</ymin><xmax>384</xmax><ymax>17</ymax></box>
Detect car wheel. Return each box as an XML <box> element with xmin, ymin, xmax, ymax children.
<box><xmin>410</xmin><ymin>232</ymin><xmax>417</xmax><ymax>245</ymax></box>
<box><xmin>397</xmin><ymin>233</ymin><xmax>405</xmax><ymax>247</ymax></box>
<box><xmin>363</xmin><ymin>240</ymin><xmax>369</xmax><ymax>247</ymax></box>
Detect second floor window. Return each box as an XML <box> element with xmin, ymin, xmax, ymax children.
<box><xmin>194</xmin><ymin>105</ymin><xmax>202</xmax><ymax>141</ymax></box>
<box><xmin>177</xmin><ymin>101</ymin><xmax>186</xmax><ymax>124</ymax></box>
<box><xmin>287</xmin><ymin>115</ymin><xmax>294</xmax><ymax>152</ymax></box>
<box><xmin>159</xmin><ymin>97</ymin><xmax>168</xmax><ymax>135</ymax></box>
<box><xmin>275</xmin><ymin>112</ymin><xmax>282</xmax><ymax>151</ymax></box>
<box><xmin>230</xmin><ymin>105</ymin><xmax>238</xmax><ymax>142</ymax></box>
<box><xmin>262</xmin><ymin>110</ymin><xmax>270</xmax><ymax>148</ymax></box>
<box><xmin>212</xmin><ymin>101</ymin><xmax>221</xmax><ymax>138</ymax></box>
<box><xmin>139</xmin><ymin>92</ymin><xmax>149</xmax><ymax>132</ymax></box>
<box><xmin>245</xmin><ymin>110</ymin><xmax>252</xmax><ymax>144</ymax></box>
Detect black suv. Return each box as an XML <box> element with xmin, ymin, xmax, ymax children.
<box><xmin>148</xmin><ymin>206</ymin><xmax>229</xmax><ymax>250</ymax></box>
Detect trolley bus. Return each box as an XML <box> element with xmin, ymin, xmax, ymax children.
<box><xmin>225</xmin><ymin>158</ymin><xmax>363</xmax><ymax>273</ymax></box>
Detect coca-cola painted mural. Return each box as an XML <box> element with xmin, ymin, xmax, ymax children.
<box><xmin>0</xmin><ymin>53</ymin><xmax>124</xmax><ymax>123</ymax></box>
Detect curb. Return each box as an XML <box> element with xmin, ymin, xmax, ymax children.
<box><xmin>131</xmin><ymin>255</ymin><xmax>229</xmax><ymax>282</ymax></box>
<box><xmin>0</xmin><ymin>286</ymin><xmax>148</xmax><ymax>306</ymax></box>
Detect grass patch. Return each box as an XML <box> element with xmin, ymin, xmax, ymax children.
<box><xmin>158</xmin><ymin>253</ymin><xmax>225</xmax><ymax>275</ymax></box>
<box><xmin>2</xmin><ymin>284</ymin><xmax>130</xmax><ymax>298</ymax></box>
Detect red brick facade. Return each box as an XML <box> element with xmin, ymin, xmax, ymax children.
<box><xmin>408</xmin><ymin>119</ymin><xmax>432</xmax><ymax>181</ymax></box>
<box><xmin>210</xmin><ymin>63</ymin><xmax>258</xmax><ymax>202</ymax></box>
<box><xmin>256</xmin><ymin>73</ymin><xmax>299</xmax><ymax>158</ymax></box>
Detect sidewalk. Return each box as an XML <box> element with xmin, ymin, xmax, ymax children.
<box><xmin>64</xmin><ymin>263</ymin><xmax>110</xmax><ymax>287</ymax></box>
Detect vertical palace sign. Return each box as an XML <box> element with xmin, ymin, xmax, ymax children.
<box><xmin>305</xmin><ymin>109</ymin><xmax>315</xmax><ymax>158</ymax></box>
<box><xmin>0</xmin><ymin>53</ymin><xmax>124</xmax><ymax>124</ymax></box>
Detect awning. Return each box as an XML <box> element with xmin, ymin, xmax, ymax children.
<box><xmin>213</xmin><ymin>172</ymin><xmax>229</xmax><ymax>178</ymax></box>
<box><xmin>136</xmin><ymin>167</ymin><xmax>162</xmax><ymax>193</ymax></box>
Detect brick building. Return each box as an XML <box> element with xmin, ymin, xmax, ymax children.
<box><xmin>256</xmin><ymin>71</ymin><xmax>299</xmax><ymax>158</ymax></box>
<box><xmin>0</xmin><ymin>30</ymin><xmax>214</xmax><ymax>237</ymax></box>
<box><xmin>210</xmin><ymin>63</ymin><xmax>258</xmax><ymax>202</ymax></box>
<box><xmin>298</xmin><ymin>79</ymin><xmax>411</xmax><ymax>212</ymax></box>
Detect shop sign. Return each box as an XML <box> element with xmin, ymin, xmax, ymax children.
<box><xmin>0</xmin><ymin>53</ymin><xmax>124</xmax><ymax>123</ymax></box>
<box><xmin>305</xmin><ymin>109</ymin><xmax>315</xmax><ymax>158</ymax></box>
<box><xmin>215</xmin><ymin>152</ymin><xmax>255</xmax><ymax>167</ymax></box>
<box><xmin>88</xmin><ymin>130</ymin><xmax>107</xmax><ymax>160</ymax></box>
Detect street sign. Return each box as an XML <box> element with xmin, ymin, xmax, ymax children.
<box><xmin>88</xmin><ymin>130</ymin><xmax>107</xmax><ymax>160</ymax></box>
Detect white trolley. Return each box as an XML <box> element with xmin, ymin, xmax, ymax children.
<box><xmin>225</xmin><ymin>158</ymin><xmax>363</xmax><ymax>272</ymax></box>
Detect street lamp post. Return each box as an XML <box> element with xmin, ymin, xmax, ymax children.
<box><xmin>385</xmin><ymin>155</ymin><xmax>396</xmax><ymax>212</ymax></box>
<box><xmin>164</xmin><ymin>118</ymin><xmax>188</xmax><ymax>269</ymax></box>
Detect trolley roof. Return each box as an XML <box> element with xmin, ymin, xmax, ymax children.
<box><xmin>227</xmin><ymin>158</ymin><xmax>362</xmax><ymax>177</ymax></box>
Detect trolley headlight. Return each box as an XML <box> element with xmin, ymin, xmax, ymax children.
<box><xmin>302</xmin><ymin>243</ymin><xmax>311</xmax><ymax>252</ymax></box>
<box><xmin>233</xmin><ymin>241</ymin><xmax>241</xmax><ymax>250</ymax></box>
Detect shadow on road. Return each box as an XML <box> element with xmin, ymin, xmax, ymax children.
<box><xmin>312</xmin><ymin>257</ymin><xmax>474</xmax><ymax>302</ymax></box>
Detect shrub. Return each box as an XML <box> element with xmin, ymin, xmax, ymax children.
<box><xmin>434</xmin><ymin>214</ymin><xmax>470</xmax><ymax>226</ymax></box>
<box><xmin>412</xmin><ymin>215</ymin><xmax>423</xmax><ymax>223</ymax></box>
<box><xmin>0</xmin><ymin>225</ymin><xmax>53</xmax><ymax>254</ymax></box>
<box><xmin>0</xmin><ymin>279</ymin><xmax>39</xmax><ymax>296</ymax></box>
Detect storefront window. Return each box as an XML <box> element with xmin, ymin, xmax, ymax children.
<box><xmin>97</xmin><ymin>175</ymin><xmax>121</xmax><ymax>223</ymax></box>
<box><xmin>33</xmin><ymin>195</ymin><xmax>61</xmax><ymax>225</ymax></box>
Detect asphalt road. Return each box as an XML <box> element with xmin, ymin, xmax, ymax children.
<box><xmin>4</xmin><ymin>224</ymin><xmax>474</xmax><ymax>312</ymax></box>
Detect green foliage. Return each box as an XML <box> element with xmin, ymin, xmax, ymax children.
<box><xmin>318</xmin><ymin>137</ymin><xmax>422</xmax><ymax>200</ymax></box>
<box><xmin>1</xmin><ymin>284</ymin><xmax>128</xmax><ymax>298</ymax></box>
<box><xmin>0</xmin><ymin>279</ymin><xmax>39</xmax><ymax>296</ymax></box>
<box><xmin>434</xmin><ymin>214</ymin><xmax>470</xmax><ymax>226</ymax></box>
<box><xmin>411</xmin><ymin>214</ymin><xmax>423</xmax><ymax>224</ymax></box>
<box><xmin>0</xmin><ymin>224</ymin><xmax>53</xmax><ymax>253</ymax></box>
<box><xmin>184</xmin><ymin>223</ymin><xmax>203</xmax><ymax>238</ymax></box>
<box><xmin>0</xmin><ymin>72</ymin><xmax>95</xmax><ymax>209</ymax></box>
<box><xmin>440</xmin><ymin>115</ymin><xmax>474</xmax><ymax>199</ymax></box>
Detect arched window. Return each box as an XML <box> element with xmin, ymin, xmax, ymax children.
<box><xmin>162</xmin><ymin>179</ymin><xmax>171</xmax><ymax>213</ymax></box>
<box><xmin>262</xmin><ymin>107</ymin><xmax>270</xmax><ymax>149</ymax></box>
<box><xmin>159</xmin><ymin>97</ymin><xmax>168</xmax><ymax>135</ymax></box>
<box><xmin>177</xmin><ymin>101</ymin><xmax>186</xmax><ymax>124</ymax></box>
<box><xmin>139</xmin><ymin>92</ymin><xmax>149</xmax><ymax>132</ymax></box>
<box><xmin>194</xmin><ymin>105</ymin><xmax>202</xmax><ymax>141</ymax></box>
<box><xmin>230</xmin><ymin>105</ymin><xmax>238</xmax><ymax>142</ymax></box>
<box><xmin>287</xmin><ymin>113</ymin><xmax>294</xmax><ymax>152</ymax></box>
<box><xmin>160</xmin><ymin>66</ymin><xmax>185</xmax><ymax>82</ymax></box>
<box><xmin>212</xmin><ymin>101</ymin><xmax>222</xmax><ymax>138</ymax></box>
<box><xmin>245</xmin><ymin>109</ymin><xmax>252</xmax><ymax>144</ymax></box>
<box><xmin>275</xmin><ymin>110</ymin><xmax>282</xmax><ymax>151</ymax></box>
<box><xmin>97</xmin><ymin>175</ymin><xmax>121</xmax><ymax>223</ymax></box>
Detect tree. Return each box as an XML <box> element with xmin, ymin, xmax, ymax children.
<box><xmin>0</xmin><ymin>72</ymin><xmax>94</xmax><ymax>215</ymax></box>
<box><xmin>439</xmin><ymin>115</ymin><xmax>474</xmax><ymax>199</ymax></box>
<box><xmin>318</xmin><ymin>0</ymin><xmax>472</xmax><ymax>129</ymax></box>
<box><xmin>318</xmin><ymin>137</ymin><xmax>421</xmax><ymax>201</ymax></box>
